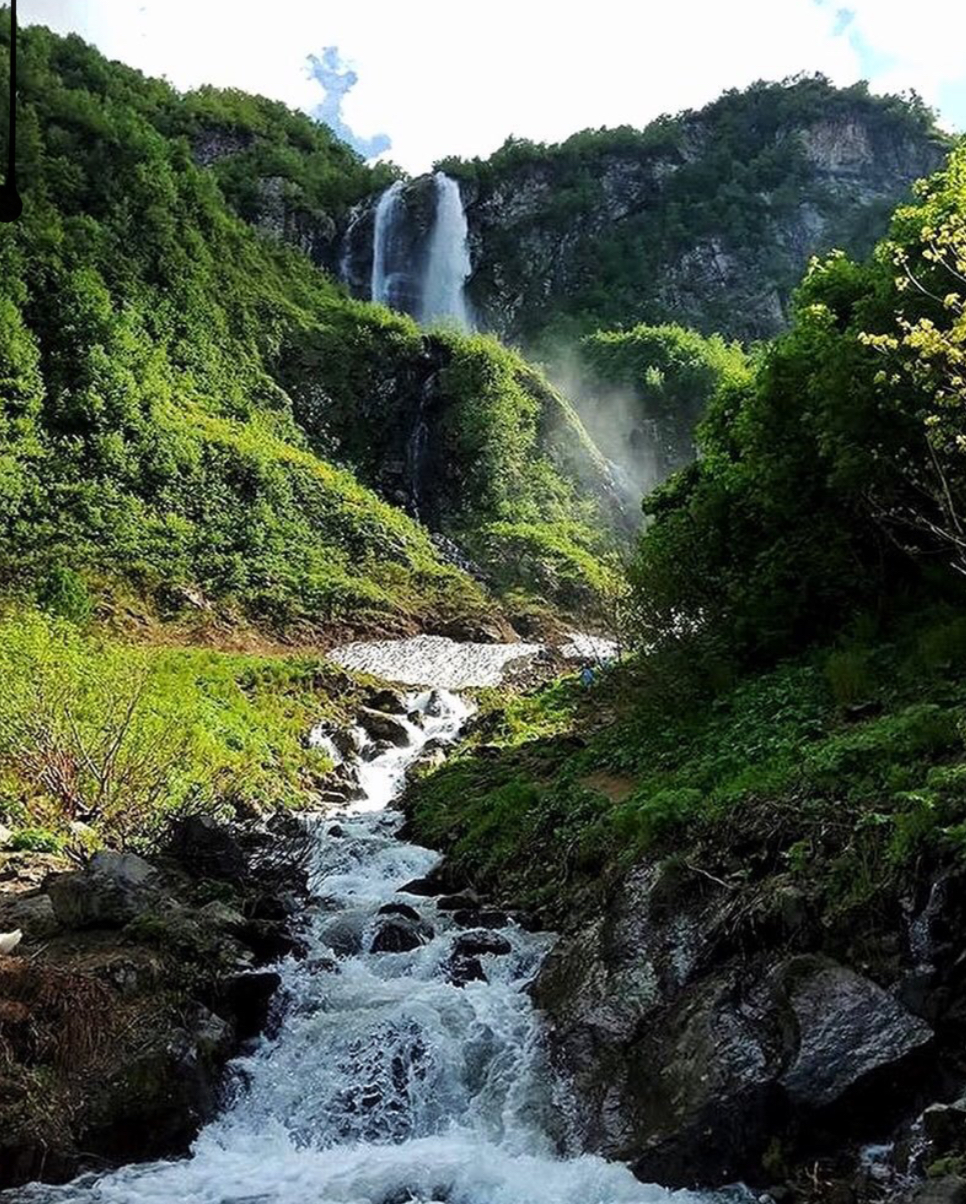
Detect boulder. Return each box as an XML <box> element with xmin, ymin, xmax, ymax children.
<box><xmin>0</xmin><ymin>893</ymin><xmax>59</xmax><ymax>939</ymax></box>
<box><xmin>215</xmin><ymin>970</ymin><xmax>281</xmax><ymax>1039</ymax></box>
<box><xmin>775</xmin><ymin>957</ymin><xmax>933</xmax><ymax>1111</ymax></box>
<box><xmin>166</xmin><ymin>816</ymin><xmax>247</xmax><ymax>882</ymax></box>
<box><xmin>453</xmin><ymin>930</ymin><xmax>511</xmax><ymax>958</ymax></box>
<box><xmin>365</xmin><ymin>688</ymin><xmax>408</xmax><ymax>715</ymax></box>
<box><xmin>320</xmin><ymin>909</ymin><xmax>369</xmax><ymax>956</ymax></box>
<box><xmin>370</xmin><ymin>915</ymin><xmax>434</xmax><ymax>953</ymax></box>
<box><xmin>357</xmin><ymin>708</ymin><xmax>411</xmax><ymax>747</ymax></box>
<box><xmin>47</xmin><ymin>852</ymin><xmax>161</xmax><ymax>929</ymax></box>
<box><xmin>447</xmin><ymin>955</ymin><xmax>487</xmax><ymax>988</ymax></box>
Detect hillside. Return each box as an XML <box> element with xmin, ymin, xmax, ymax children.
<box><xmin>0</xmin><ymin>15</ymin><xmax>623</xmax><ymax>641</ymax></box>
<box><xmin>431</xmin><ymin>77</ymin><xmax>948</xmax><ymax>348</ymax></box>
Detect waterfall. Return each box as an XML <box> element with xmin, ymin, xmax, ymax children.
<box><xmin>370</xmin><ymin>180</ymin><xmax>405</xmax><ymax>307</ymax></box>
<box><xmin>364</xmin><ymin>173</ymin><xmax>473</xmax><ymax>330</ymax></box>
<box><xmin>419</xmin><ymin>172</ymin><xmax>472</xmax><ymax>330</ymax></box>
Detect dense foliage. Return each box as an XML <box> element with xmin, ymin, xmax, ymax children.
<box><xmin>440</xmin><ymin>76</ymin><xmax>947</xmax><ymax>347</ymax></box>
<box><xmin>628</xmin><ymin>144</ymin><xmax>966</xmax><ymax>663</ymax></box>
<box><xmin>0</xmin><ymin>16</ymin><xmax>618</xmax><ymax>630</ymax></box>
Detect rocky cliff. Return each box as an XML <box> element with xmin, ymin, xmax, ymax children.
<box><xmin>338</xmin><ymin>78</ymin><xmax>947</xmax><ymax>348</ymax></box>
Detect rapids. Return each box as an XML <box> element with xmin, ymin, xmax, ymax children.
<box><xmin>5</xmin><ymin>664</ymin><xmax>712</xmax><ymax>1204</ymax></box>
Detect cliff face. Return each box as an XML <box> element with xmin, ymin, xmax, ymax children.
<box><xmin>451</xmin><ymin>85</ymin><xmax>947</xmax><ymax>346</ymax></box>
<box><xmin>334</xmin><ymin>81</ymin><xmax>946</xmax><ymax>350</ymax></box>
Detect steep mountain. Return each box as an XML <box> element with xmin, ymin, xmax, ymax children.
<box><xmin>0</xmin><ymin>16</ymin><xmax>623</xmax><ymax>635</ymax></box>
<box><xmin>339</xmin><ymin>77</ymin><xmax>948</xmax><ymax>349</ymax></box>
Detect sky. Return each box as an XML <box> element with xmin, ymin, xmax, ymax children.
<box><xmin>20</xmin><ymin>0</ymin><xmax>966</xmax><ymax>174</ymax></box>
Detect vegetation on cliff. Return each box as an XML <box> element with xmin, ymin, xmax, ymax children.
<box><xmin>0</xmin><ymin>14</ymin><xmax>619</xmax><ymax>637</ymax></box>
<box><xmin>409</xmin><ymin>144</ymin><xmax>966</xmax><ymax>928</ymax></box>
<box><xmin>441</xmin><ymin>76</ymin><xmax>948</xmax><ymax>347</ymax></box>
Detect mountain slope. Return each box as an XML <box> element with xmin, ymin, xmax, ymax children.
<box><xmin>0</xmin><ymin>15</ymin><xmax>622</xmax><ymax>633</ymax></box>
<box><xmin>433</xmin><ymin>77</ymin><xmax>949</xmax><ymax>348</ymax></box>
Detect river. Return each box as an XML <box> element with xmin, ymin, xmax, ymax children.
<box><xmin>7</xmin><ymin>642</ymin><xmax>711</xmax><ymax>1204</ymax></box>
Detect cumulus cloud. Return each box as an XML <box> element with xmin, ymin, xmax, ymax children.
<box><xmin>307</xmin><ymin>46</ymin><xmax>391</xmax><ymax>160</ymax></box>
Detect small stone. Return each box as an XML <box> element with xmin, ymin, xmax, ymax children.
<box><xmin>378</xmin><ymin>902</ymin><xmax>422</xmax><ymax>922</ymax></box>
<box><xmin>357</xmin><ymin>708</ymin><xmax>411</xmax><ymax>747</ymax></box>
<box><xmin>366</xmin><ymin>688</ymin><xmax>408</xmax><ymax>715</ymax></box>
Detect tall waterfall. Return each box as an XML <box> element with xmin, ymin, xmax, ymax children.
<box><xmin>370</xmin><ymin>180</ymin><xmax>405</xmax><ymax>308</ymax></box>
<box><xmin>420</xmin><ymin>173</ymin><xmax>472</xmax><ymax>329</ymax></box>
<box><xmin>364</xmin><ymin>173</ymin><xmax>473</xmax><ymax>330</ymax></box>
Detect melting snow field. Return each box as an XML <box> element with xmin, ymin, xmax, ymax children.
<box><xmin>328</xmin><ymin>632</ymin><xmax>617</xmax><ymax>689</ymax></box>
<box><xmin>5</xmin><ymin>667</ymin><xmax>712</xmax><ymax>1204</ymax></box>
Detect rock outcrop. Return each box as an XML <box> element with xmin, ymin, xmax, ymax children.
<box><xmin>338</xmin><ymin>83</ymin><xmax>947</xmax><ymax>347</ymax></box>
<box><xmin>0</xmin><ymin>818</ymin><xmax>311</xmax><ymax>1189</ymax></box>
<box><xmin>532</xmin><ymin>855</ymin><xmax>957</xmax><ymax>1192</ymax></box>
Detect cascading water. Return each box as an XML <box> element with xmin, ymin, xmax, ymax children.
<box><xmin>364</xmin><ymin>173</ymin><xmax>472</xmax><ymax>330</ymax></box>
<box><xmin>370</xmin><ymin>180</ymin><xmax>405</xmax><ymax>309</ymax></box>
<box><xmin>6</xmin><ymin>656</ymin><xmax>709</xmax><ymax>1204</ymax></box>
<box><xmin>419</xmin><ymin>173</ymin><xmax>472</xmax><ymax>330</ymax></box>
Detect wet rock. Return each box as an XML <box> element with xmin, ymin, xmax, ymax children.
<box><xmin>320</xmin><ymin>910</ymin><xmax>369</xmax><ymax>956</ymax></box>
<box><xmin>378</xmin><ymin>902</ymin><xmax>422</xmax><ymax>922</ymax></box>
<box><xmin>453</xmin><ymin>930</ymin><xmax>511</xmax><ymax>958</ymax></box>
<box><xmin>399</xmin><ymin>876</ymin><xmax>445</xmax><ymax>897</ymax></box>
<box><xmin>447</xmin><ymin>955</ymin><xmax>487</xmax><ymax>988</ymax></box>
<box><xmin>327</xmin><ymin>824</ymin><xmax>345</xmax><ymax>838</ymax></box>
<box><xmin>437</xmin><ymin>892</ymin><xmax>479</xmax><ymax>911</ymax></box>
<box><xmin>167</xmin><ymin>816</ymin><xmax>247</xmax><ymax>882</ymax></box>
<box><xmin>370</xmin><ymin>915</ymin><xmax>434</xmax><ymax>953</ymax></box>
<box><xmin>777</xmin><ymin>958</ymin><xmax>933</xmax><ymax>1110</ymax></box>
<box><xmin>46</xmin><ymin>852</ymin><xmax>161</xmax><ymax>929</ymax></box>
<box><xmin>358</xmin><ymin>708</ymin><xmax>411</xmax><ymax>747</ymax></box>
<box><xmin>424</xmin><ymin>689</ymin><xmax>448</xmax><ymax>717</ymax></box>
<box><xmin>366</xmin><ymin>688</ymin><xmax>408</xmax><ymax>715</ymax></box>
<box><xmin>363</xmin><ymin>740</ymin><xmax>395</xmax><ymax>762</ymax></box>
<box><xmin>215</xmin><ymin>970</ymin><xmax>281</xmax><ymax>1039</ymax></box>
<box><xmin>452</xmin><ymin>908</ymin><xmax>507</xmax><ymax>929</ymax></box>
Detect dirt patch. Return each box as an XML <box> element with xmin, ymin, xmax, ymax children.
<box><xmin>579</xmin><ymin>770</ymin><xmax>638</xmax><ymax>803</ymax></box>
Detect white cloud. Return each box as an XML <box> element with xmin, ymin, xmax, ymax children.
<box><xmin>19</xmin><ymin>1</ymin><xmax>961</xmax><ymax>173</ymax></box>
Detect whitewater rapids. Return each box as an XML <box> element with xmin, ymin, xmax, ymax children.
<box><xmin>5</xmin><ymin>674</ymin><xmax>710</xmax><ymax>1204</ymax></box>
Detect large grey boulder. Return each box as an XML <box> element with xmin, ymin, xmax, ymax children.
<box><xmin>533</xmin><ymin>857</ymin><xmax>935</xmax><ymax>1189</ymax></box>
<box><xmin>776</xmin><ymin>957</ymin><xmax>933</xmax><ymax>1110</ymax></box>
<box><xmin>47</xmin><ymin>852</ymin><xmax>161</xmax><ymax>929</ymax></box>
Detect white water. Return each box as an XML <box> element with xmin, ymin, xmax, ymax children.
<box><xmin>371</xmin><ymin>180</ymin><xmax>405</xmax><ymax>307</ymax></box>
<box><xmin>420</xmin><ymin>173</ymin><xmax>472</xmax><ymax>330</ymax></box>
<box><xmin>6</xmin><ymin>669</ymin><xmax>708</xmax><ymax>1204</ymax></box>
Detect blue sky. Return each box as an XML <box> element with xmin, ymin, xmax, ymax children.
<box><xmin>21</xmin><ymin>1</ymin><xmax>966</xmax><ymax>173</ymax></box>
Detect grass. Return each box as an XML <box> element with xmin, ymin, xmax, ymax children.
<box><xmin>0</xmin><ymin>609</ymin><xmax>365</xmax><ymax>850</ymax></box>
<box><xmin>406</xmin><ymin>608</ymin><xmax>966</xmax><ymax>920</ymax></box>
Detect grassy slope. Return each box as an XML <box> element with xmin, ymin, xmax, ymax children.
<box><xmin>407</xmin><ymin>610</ymin><xmax>966</xmax><ymax>926</ymax></box>
<box><xmin>0</xmin><ymin>17</ymin><xmax>620</xmax><ymax>639</ymax></box>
